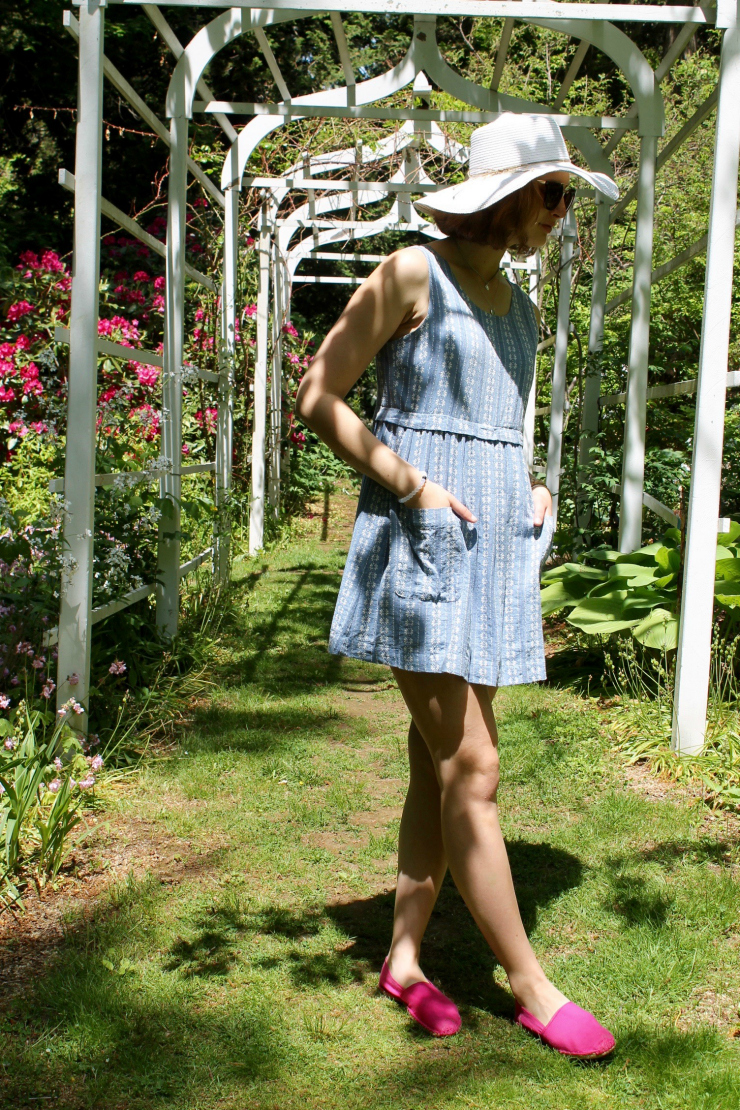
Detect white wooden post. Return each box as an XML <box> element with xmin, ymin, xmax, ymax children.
<box><xmin>216</xmin><ymin>183</ymin><xmax>239</xmax><ymax>581</ymax></box>
<box><xmin>249</xmin><ymin>203</ymin><xmax>270</xmax><ymax>554</ymax></box>
<box><xmin>546</xmin><ymin>211</ymin><xmax>577</xmax><ymax>523</ymax></box>
<box><xmin>268</xmin><ymin>241</ymin><xmax>283</xmax><ymax>515</ymax></box>
<box><xmin>578</xmin><ymin>194</ymin><xmax>610</xmax><ymax>526</ymax></box>
<box><xmin>618</xmin><ymin>134</ymin><xmax>659</xmax><ymax>552</ymax></box>
<box><xmin>56</xmin><ymin>0</ymin><xmax>105</xmax><ymax>724</ymax></box>
<box><xmin>673</xmin><ymin>2</ymin><xmax>740</xmax><ymax>754</ymax></box>
<box><xmin>157</xmin><ymin>113</ymin><xmax>188</xmax><ymax>636</ymax></box>
<box><xmin>522</xmin><ymin>251</ymin><xmax>541</xmax><ymax>474</ymax></box>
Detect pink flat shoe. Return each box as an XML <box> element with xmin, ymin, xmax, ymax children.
<box><xmin>515</xmin><ymin>1001</ymin><xmax>615</xmax><ymax>1059</ymax></box>
<box><xmin>379</xmin><ymin>959</ymin><xmax>461</xmax><ymax>1037</ymax></box>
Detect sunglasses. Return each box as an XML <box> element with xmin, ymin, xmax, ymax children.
<box><xmin>535</xmin><ymin>178</ymin><xmax>576</xmax><ymax>213</ymax></box>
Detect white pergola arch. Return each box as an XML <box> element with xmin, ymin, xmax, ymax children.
<box><xmin>58</xmin><ymin>1</ymin><xmax>739</xmax><ymax>759</ymax></box>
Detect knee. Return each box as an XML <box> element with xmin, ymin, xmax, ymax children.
<box><xmin>440</xmin><ymin>743</ymin><xmax>500</xmax><ymax>804</ymax></box>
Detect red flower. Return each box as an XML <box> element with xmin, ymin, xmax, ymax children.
<box><xmin>6</xmin><ymin>301</ymin><xmax>34</xmax><ymax>323</ymax></box>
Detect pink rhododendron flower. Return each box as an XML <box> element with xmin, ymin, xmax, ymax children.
<box><xmin>152</xmin><ymin>295</ymin><xmax>165</xmax><ymax>314</ymax></box>
<box><xmin>282</xmin><ymin>322</ymin><xmax>299</xmax><ymax>338</ymax></box>
<box><xmin>6</xmin><ymin>300</ymin><xmax>34</xmax><ymax>323</ymax></box>
<box><xmin>133</xmin><ymin>364</ymin><xmax>160</xmax><ymax>388</ymax></box>
<box><xmin>243</xmin><ymin>304</ymin><xmax>257</xmax><ymax>318</ymax></box>
<box><xmin>132</xmin><ymin>270</ymin><xmax>150</xmax><ymax>282</ymax></box>
<box><xmin>8</xmin><ymin>420</ymin><xmax>27</xmax><ymax>436</ymax></box>
<box><xmin>153</xmin><ymin>276</ymin><xmax>165</xmax><ymax>290</ymax></box>
<box><xmin>15</xmin><ymin>334</ymin><xmax>30</xmax><ymax>351</ymax></box>
<box><xmin>195</xmin><ymin>407</ymin><xmax>218</xmax><ymax>434</ymax></box>
<box><xmin>0</xmin><ymin>361</ymin><xmax>13</xmax><ymax>377</ymax></box>
<box><xmin>41</xmin><ymin>250</ymin><xmax>64</xmax><ymax>273</ymax></box>
<box><xmin>18</xmin><ymin>250</ymin><xmax>40</xmax><ymax>270</ymax></box>
<box><xmin>0</xmin><ymin>342</ymin><xmax>15</xmax><ymax>358</ymax></box>
<box><xmin>29</xmin><ymin>422</ymin><xmax>48</xmax><ymax>434</ymax></box>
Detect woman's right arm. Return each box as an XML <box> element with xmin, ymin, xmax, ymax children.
<box><xmin>294</xmin><ymin>248</ymin><xmax>476</xmax><ymax>522</ymax></box>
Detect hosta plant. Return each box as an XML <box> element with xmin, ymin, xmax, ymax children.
<box><xmin>541</xmin><ymin>521</ymin><xmax>740</xmax><ymax>650</ymax></box>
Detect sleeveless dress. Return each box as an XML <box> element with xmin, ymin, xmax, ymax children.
<box><xmin>328</xmin><ymin>245</ymin><xmax>555</xmax><ymax>687</ymax></box>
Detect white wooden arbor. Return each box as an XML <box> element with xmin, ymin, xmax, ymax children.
<box><xmin>61</xmin><ymin>0</ymin><xmax>740</xmax><ymax>756</ymax></box>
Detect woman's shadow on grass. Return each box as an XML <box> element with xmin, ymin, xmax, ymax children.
<box><xmin>257</xmin><ymin>838</ymin><xmax>583</xmax><ymax>1020</ymax></box>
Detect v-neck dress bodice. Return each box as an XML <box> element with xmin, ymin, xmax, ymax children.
<box><xmin>328</xmin><ymin>245</ymin><xmax>554</xmax><ymax>687</ymax></box>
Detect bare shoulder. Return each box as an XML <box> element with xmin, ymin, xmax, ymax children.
<box><xmin>370</xmin><ymin>246</ymin><xmax>428</xmax><ymax>293</ymax></box>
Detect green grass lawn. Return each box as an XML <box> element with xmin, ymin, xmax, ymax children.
<box><xmin>2</xmin><ymin>494</ymin><xmax>739</xmax><ymax>1110</ymax></box>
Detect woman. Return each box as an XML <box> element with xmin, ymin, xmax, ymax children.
<box><xmin>295</xmin><ymin>114</ymin><xmax>618</xmax><ymax>1058</ymax></box>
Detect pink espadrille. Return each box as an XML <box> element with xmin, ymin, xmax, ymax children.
<box><xmin>379</xmin><ymin>959</ymin><xmax>461</xmax><ymax>1037</ymax></box>
<box><xmin>515</xmin><ymin>1000</ymin><xmax>616</xmax><ymax>1058</ymax></box>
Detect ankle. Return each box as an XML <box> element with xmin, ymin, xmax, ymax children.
<box><xmin>386</xmin><ymin>949</ymin><xmax>427</xmax><ymax>989</ymax></box>
<box><xmin>508</xmin><ymin>971</ymin><xmax>568</xmax><ymax>1025</ymax></box>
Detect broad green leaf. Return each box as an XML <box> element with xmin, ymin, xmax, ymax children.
<box><xmin>715</xmin><ymin>546</ymin><xmax>735</xmax><ymax>563</ymax></box>
<box><xmin>616</xmin><ymin>543</ymin><xmax>665</xmax><ymax>567</ymax></box>
<box><xmin>631</xmin><ymin>608</ymin><xmax>678</xmax><ymax>650</ymax></box>
<box><xmin>664</xmin><ymin>528</ymin><xmax>681</xmax><ymax>545</ymax></box>
<box><xmin>583</xmin><ymin>547</ymin><xmax>621</xmax><ymax>563</ymax></box>
<box><xmin>586</xmin><ymin>582</ymin><xmax>631</xmax><ymax>600</ymax></box>
<box><xmin>655</xmin><ymin>546</ymin><xmax>681</xmax><ymax>573</ymax></box>
<box><xmin>562</xmin><ymin>562</ymin><xmax>608</xmax><ymax>580</ymax></box>
<box><xmin>567</xmin><ymin>597</ymin><xmax>641</xmax><ymax>634</ymax></box>
<box><xmin>716</xmin><ymin>519</ymin><xmax>740</xmax><ymax>547</ymax></box>
<box><xmin>540</xmin><ymin>581</ymin><xmax>577</xmax><ymax>615</ymax></box>
<box><xmin>607</xmin><ymin>564</ymin><xmax>660</xmax><ymax>587</ymax></box>
<box><xmin>714</xmin><ymin>582</ymin><xmax>740</xmax><ymax>607</ymax></box>
<box><xmin>714</xmin><ymin>558</ymin><xmax>740</xmax><ymax>582</ymax></box>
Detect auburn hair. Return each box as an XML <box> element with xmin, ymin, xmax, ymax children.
<box><xmin>429</xmin><ymin>181</ymin><xmax>542</xmax><ymax>254</ymax></box>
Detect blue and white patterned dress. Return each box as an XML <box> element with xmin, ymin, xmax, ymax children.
<box><xmin>328</xmin><ymin>245</ymin><xmax>555</xmax><ymax>687</ymax></box>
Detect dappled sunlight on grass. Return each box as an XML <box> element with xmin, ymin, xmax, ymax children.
<box><xmin>1</xmin><ymin>497</ymin><xmax>739</xmax><ymax>1109</ymax></box>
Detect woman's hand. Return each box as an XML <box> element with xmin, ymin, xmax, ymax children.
<box><xmin>404</xmin><ymin>478</ymin><xmax>477</xmax><ymax>523</ymax></box>
<box><xmin>532</xmin><ymin>484</ymin><xmax>553</xmax><ymax>527</ymax></box>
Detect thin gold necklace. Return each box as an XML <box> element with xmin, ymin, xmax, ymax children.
<box><xmin>453</xmin><ymin>238</ymin><xmax>500</xmax><ymax>293</ymax></box>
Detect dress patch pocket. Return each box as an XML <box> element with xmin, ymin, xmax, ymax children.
<box><xmin>391</xmin><ymin>506</ymin><xmax>467</xmax><ymax>602</ymax></box>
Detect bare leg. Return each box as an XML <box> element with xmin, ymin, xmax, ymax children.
<box><xmin>386</xmin><ymin>719</ymin><xmax>447</xmax><ymax>988</ymax></box>
<box><xmin>389</xmin><ymin>667</ymin><xmax>568</xmax><ymax>1025</ymax></box>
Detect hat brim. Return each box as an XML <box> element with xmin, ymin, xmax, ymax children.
<box><xmin>414</xmin><ymin>161</ymin><xmax>619</xmax><ymax>217</ymax></box>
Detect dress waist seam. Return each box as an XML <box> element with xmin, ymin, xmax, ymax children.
<box><xmin>373</xmin><ymin>406</ymin><xmax>523</xmax><ymax>446</ymax></box>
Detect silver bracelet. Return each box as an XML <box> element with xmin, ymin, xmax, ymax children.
<box><xmin>398</xmin><ymin>470</ymin><xmax>428</xmax><ymax>504</ymax></box>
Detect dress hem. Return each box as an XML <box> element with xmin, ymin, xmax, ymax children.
<box><xmin>327</xmin><ymin>641</ymin><xmax>546</xmax><ymax>688</ymax></box>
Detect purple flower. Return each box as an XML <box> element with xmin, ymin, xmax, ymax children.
<box><xmin>0</xmin><ymin>694</ymin><xmax>10</xmax><ymax>709</ymax></box>
<box><xmin>32</xmin><ymin>658</ymin><xmax>45</xmax><ymax>670</ymax></box>
<box><xmin>78</xmin><ymin>774</ymin><xmax>95</xmax><ymax>790</ymax></box>
<box><xmin>10</xmin><ymin>676</ymin><xmax>19</xmax><ymax>687</ymax></box>
<box><xmin>4</xmin><ymin>737</ymin><xmax>16</xmax><ymax>750</ymax></box>
<box><xmin>41</xmin><ymin>682</ymin><xmax>55</xmax><ymax>699</ymax></box>
<box><xmin>68</xmin><ymin>672</ymin><xmax>80</xmax><ymax>686</ymax></box>
<box><xmin>91</xmin><ymin>754</ymin><xmax>104</xmax><ymax>772</ymax></box>
<box><xmin>109</xmin><ymin>660</ymin><xmax>127</xmax><ymax>676</ymax></box>
<box><xmin>48</xmin><ymin>778</ymin><xmax>61</xmax><ymax>794</ymax></box>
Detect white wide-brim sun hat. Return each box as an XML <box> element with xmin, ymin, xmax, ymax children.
<box><xmin>414</xmin><ymin>113</ymin><xmax>619</xmax><ymax>217</ymax></box>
